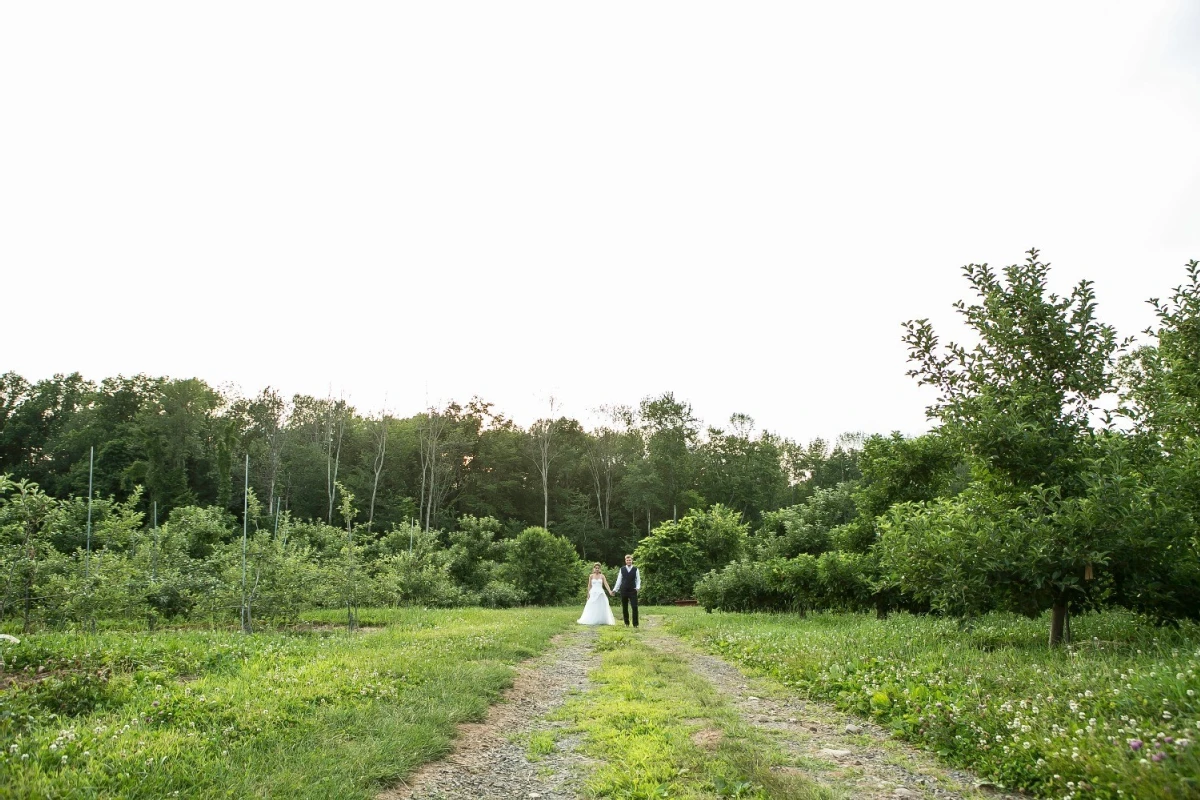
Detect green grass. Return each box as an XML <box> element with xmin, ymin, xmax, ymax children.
<box><xmin>526</xmin><ymin>729</ymin><xmax>557</xmax><ymax>760</ymax></box>
<box><xmin>0</xmin><ymin>607</ymin><xmax>576</xmax><ymax>798</ymax></box>
<box><xmin>665</xmin><ymin>607</ymin><xmax>1200</xmax><ymax>800</ymax></box>
<box><xmin>559</xmin><ymin>626</ymin><xmax>840</xmax><ymax>800</ymax></box>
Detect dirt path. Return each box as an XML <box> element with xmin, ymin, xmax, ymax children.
<box><xmin>380</xmin><ymin>618</ymin><xmax>1014</xmax><ymax>800</ymax></box>
<box><xmin>378</xmin><ymin>627</ymin><xmax>601</xmax><ymax>800</ymax></box>
<box><xmin>642</xmin><ymin>617</ymin><xmax>1013</xmax><ymax>800</ymax></box>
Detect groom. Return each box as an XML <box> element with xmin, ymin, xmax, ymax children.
<box><xmin>612</xmin><ymin>554</ymin><xmax>640</xmax><ymax>628</ymax></box>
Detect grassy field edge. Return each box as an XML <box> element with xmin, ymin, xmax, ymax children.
<box><xmin>0</xmin><ymin>607</ymin><xmax>577</xmax><ymax>799</ymax></box>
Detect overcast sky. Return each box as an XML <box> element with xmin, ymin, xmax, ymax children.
<box><xmin>3</xmin><ymin>2</ymin><xmax>1198</xmax><ymax>443</ymax></box>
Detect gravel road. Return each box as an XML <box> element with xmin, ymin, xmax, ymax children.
<box><xmin>379</xmin><ymin>617</ymin><xmax>1016</xmax><ymax>800</ymax></box>
<box><xmin>378</xmin><ymin>627</ymin><xmax>600</xmax><ymax>800</ymax></box>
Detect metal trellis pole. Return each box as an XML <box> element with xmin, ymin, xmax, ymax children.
<box><xmin>151</xmin><ymin>501</ymin><xmax>158</xmax><ymax>583</ymax></box>
<box><xmin>85</xmin><ymin>446</ymin><xmax>94</xmax><ymax>579</ymax></box>
<box><xmin>241</xmin><ymin>453</ymin><xmax>249</xmax><ymax>633</ymax></box>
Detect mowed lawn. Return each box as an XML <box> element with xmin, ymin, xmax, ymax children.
<box><xmin>0</xmin><ymin>607</ymin><xmax>576</xmax><ymax>799</ymax></box>
<box><xmin>666</xmin><ymin>607</ymin><xmax>1200</xmax><ymax>800</ymax></box>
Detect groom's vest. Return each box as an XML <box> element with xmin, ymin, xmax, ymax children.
<box><xmin>619</xmin><ymin>566</ymin><xmax>638</xmax><ymax>597</ymax></box>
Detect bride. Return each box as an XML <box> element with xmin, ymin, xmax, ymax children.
<box><xmin>578</xmin><ymin>562</ymin><xmax>616</xmax><ymax>625</ymax></box>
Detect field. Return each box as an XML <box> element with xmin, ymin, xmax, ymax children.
<box><xmin>3</xmin><ymin>608</ymin><xmax>1200</xmax><ymax>799</ymax></box>
<box><xmin>0</xmin><ymin>608</ymin><xmax>575</xmax><ymax>799</ymax></box>
<box><xmin>666</xmin><ymin>608</ymin><xmax>1200</xmax><ymax>800</ymax></box>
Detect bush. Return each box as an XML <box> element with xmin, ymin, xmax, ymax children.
<box><xmin>375</xmin><ymin>551</ymin><xmax>469</xmax><ymax>608</ymax></box>
<box><xmin>768</xmin><ymin>554</ymin><xmax>821</xmax><ymax>612</ymax></box>
<box><xmin>635</xmin><ymin>505</ymin><xmax>747</xmax><ymax>604</ymax></box>
<box><xmin>815</xmin><ymin>550</ymin><xmax>875</xmax><ymax>611</ymax></box>
<box><xmin>506</xmin><ymin>527</ymin><xmax>583</xmax><ymax>605</ymax></box>
<box><xmin>756</xmin><ymin>486</ymin><xmax>856</xmax><ymax>560</ymax></box>
<box><xmin>696</xmin><ymin>560</ymin><xmax>775</xmax><ymax>612</ymax></box>
<box><xmin>477</xmin><ymin>580</ymin><xmax>525</xmax><ymax>609</ymax></box>
<box><xmin>446</xmin><ymin>515</ymin><xmax>506</xmax><ymax>591</ymax></box>
<box><xmin>144</xmin><ymin>582</ymin><xmax>193</xmax><ymax>620</ymax></box>
<box><xmin>698</xmin><ymin>554</ymin><xmax>863</xmax><ymax>614</ymax></box>
<box><xmin>162</xmin><ymin>506</ymin><xmax>235</xmax><ymax>560</ymax></box>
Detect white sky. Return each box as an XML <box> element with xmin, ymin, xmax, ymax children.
<box><xmin>3</xmin><ymin>2</ymin><xmax>1198</xmax><ymax>443</ymax></box>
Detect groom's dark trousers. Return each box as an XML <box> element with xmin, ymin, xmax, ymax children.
<box><xmin>621</xmin><ymin>592</ymin><xmax>639</xmax><ymax>627</ymax></box>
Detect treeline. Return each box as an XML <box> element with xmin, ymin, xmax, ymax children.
<box><xmin>1</xmin><ymin>370</ymin><xmax>868</xmax><ymax>629</ymax></box>
<box><xmin>0</xmin><ymin>376</ymin><xmax>860</xmax><ymax>565</ymax></box>
<box><xmin>688</xmin><ymin>252</ymin><xmax>1200</xmax><ymax>645</ymax></box>
<box><xmin>0</xmin><ymin>400</ymin><xmax>856</xmax><ymax>630</ymax></box>
<box><xmin>6</xmin><ymin>250</ymin><xmax>1200</xmax><ymax>646</ymax></box>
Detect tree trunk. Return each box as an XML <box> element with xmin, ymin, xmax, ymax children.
<box><xmin>22</xmin><ymin>578</ymin><xmax>31</xmax><ymax>634</ymax></box>
<box><xmin>530</xmin><ymin>399</ymin><xmax>558</xmax><ymax>531</ymax></box>
<box><xmin>604</xmin><ymin>469</ymin><xmax>612</xmax><ymax>530</ymax></box>
<box><xmin>874</xmin><ymin>593</ymin><xmax>889</xmax><ymax>620</ymax></box>
<box><xmin>22</xmin><ymin>523</ymin><xmax>35</xmax><ymax>634</ymax></box>
<box><xmin>263</xmin><ymin>399</ymin><xmax>286</xmax><ymax>520</ymax></box>
<box><xmin>346</xmin><ymin>518</ymin><xmax>357</xmax><ymax>631</ymax></box>
<box><xmin>368</xmin><ymin>415</ymin><xmax>388</xmax><ymax>530</ymax></box>
<box><xmin>324</xmin><ymin>399</ymin><xmax>346</xmax><ymax>525</ymax></box>
<box><xmin>594</xmin><ymin>480</ymin><xmax>604</xmax><ymax>529</ymax></box>
<box><xmin>589</xmin><ymin>454</ymin><xmax>604</xmax><ymax>529</ymax></box>
<box><xmin>425</xmin><ymin>461</ymin><xmax>437</xmax><ymax>531</ymax></box>
<box><xmin>1049</xmin><ymin>600</ymin><xmax>1068</xmax><ymax>647</ymax></box>
<box><xmin>418</xmin><ymin>456</ymin><xmax>428</xmax><ymax>532</ymax></box>
<box><xmin>418</xmin><ymin>410</ymin><xmax>448</xmax><ymax>532</ymax></box>
<box><xmin>330</xmin><ymin>417</ymin><xmax>343</xmax><ymax>523</ymax></box>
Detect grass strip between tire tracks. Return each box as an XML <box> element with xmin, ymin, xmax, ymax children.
<box><xmin>558</xmin><ymin>625</ymin><xmax>841</xmax><ymax>800</ymax></box>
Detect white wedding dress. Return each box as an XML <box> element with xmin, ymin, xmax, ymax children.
<box><xmin>577</xmin><ymin>577</ymin><xmax>616</xmax><ymax>625</ymax></box>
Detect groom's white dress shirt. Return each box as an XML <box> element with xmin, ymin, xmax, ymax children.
<box><xmin>612</xmin><ymin>567</ymin><xmax>642</xmax><ymax>592</ymax></box>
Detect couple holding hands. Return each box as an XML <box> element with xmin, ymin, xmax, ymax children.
<box><xmin>578</xmin><ymin>554</ymin><xmax>640</xmax><ymax>627</ymax></box>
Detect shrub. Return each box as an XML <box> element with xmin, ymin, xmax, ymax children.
<box><xmin>477</xmin><ymin>580</ymin><xmax>525</xmax><ymax>609</ymax></box>
<box><xmin>446</xmin><ymin>515</ymin><xmax>506</xmax><ymax>591</ymax></box>
<box><xmin>698</xmin><ymin>554</ymin><xmax>855</xmax><ymax>614</ymax></box>
<box><xmin>144</xmin><ymin>582</ymin><xmax>193</xmax><ymax>620</ymax></box>
<box><xmin>635</xmin><ymin>505</ymin><xmax>747</xmax><ymax>604</ymax></box>
<box><xmin>375</xmin><ymin>551</ymin><xmax>469</xmax><ymax>608</ymax></box>
<box><xmin>756</xmin><ymin>486</ymin><xmax>856</xmax><ymax>560</ymax></box>
<box><xmin>161</xmin><ymin>506</ymin><xmax>235</xmax><ymax>560</ymax></box>
<box><xmin>696</xmin><ymin>560</ymin><xmax>770</xmax><ymax>612</ymax></box>
<box><xmin>768</xmin><ymin>554</ymin><xmax>821</xmax><ymax>612</ymax></box>
<box><xmin>506</xmin><ymin>527</ymin><xmax>582</xmax><ymax>605</ymax></box>
<box><xmin>815</xmin><ymin>550</ymin><xmax>875</xmax><ymax>611</ymax></box>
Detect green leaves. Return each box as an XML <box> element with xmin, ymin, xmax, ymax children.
<box><xmin>903</xmin><ymin>249</ymin><xmax>1124</xmax><ymax>492</ymax></box>
<box><xmin>896</xmin><ymin>251</ymin><xmax>1146</xmax><ymax>639</ymax></box>
<box><xmin>635</xmin><ymin>505</ymin><xmax>748</xmax><ymax>604</ymax></box>
<box><xmin>505</xmin><ymin>526</ymin><xmax>582</xmax><ymax>605</ymax></box>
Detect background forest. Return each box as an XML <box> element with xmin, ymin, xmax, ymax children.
<box><xmin>0</xmin><ymin>362</ymin><xmax>854</xmax><ymax>627</ymax></box>
<box><xmin>3</xmin><ymin>252</ymin><xmax>1200</xmax><ymax>643</ymax></box>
